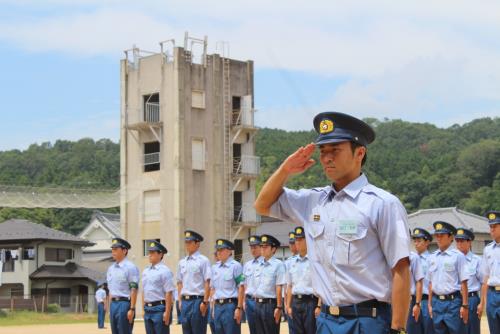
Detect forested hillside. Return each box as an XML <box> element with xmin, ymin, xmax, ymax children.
<box><xmin>1</xmin><ymin>117</ymin><xmax>499</xmax><ymax>234</ymax></box>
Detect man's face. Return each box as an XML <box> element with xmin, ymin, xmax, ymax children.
<box><xmin>185</xmin><ymin>240</ymin><xmax>199</xmax><ymax>254</ymax></box>
<box><xmin>319</xmin><ymin>142</ymin><xmax>365</xmax><ymax>183</ymax></box>
<box><xmin>435</xmin><ymin>233</ymin><xmax>453</xmax><ymax>250</ymax></box>
<box><xmin>455</xmin><ymin>239</ymin><xmax>471</xmax><ymax>253</ymax></box>
<box><xmin>250</xmin><ymin>245</ymin><xmax>261</xmax><ymax>258</ymax></box>
<box><xmin>289</xmin><ymin>242</ymin><xmax>297</xmax><ymax>254</ymax></box>
<box><xmin>148</xmin><ymin>250</ymin><xmax>162</xmax><ymax>264</ymax></box>
<box><xmin>490</xmin><ymin>224</ymin><xmax>500</xmax><ymax>241</ymax></box>
<box><xmin>216</xmin><ymin>248</ymin><xmax>231</xmax><ymax>262</ymax></box>
<box><xmin>413</xmin><ymin>238</ymin><xmax>430</xmax><ymax>253</ymax></box>
<box><xmin>111</xmin><ymin>247</ymin><xmax>127</xmax><ymax>262</ymax></box>
<box><xmin>260</xmin><ymin>244</ymin><xmax>275</xmax><ymax>258</ymax></box>
<box><xmin>295</xmin><ymin>237</ymin><xmax>307</xmax><ymax>254</ymax></box>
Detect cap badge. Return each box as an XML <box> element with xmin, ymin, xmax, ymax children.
<box><xmin>436</xmin><ymin>223</ymin><xmax>443</xmax><ymax>230</ymax></box>
<box><xmin>489</xmin><ymin>213</ymin><xmax>496</xmax><ymax>220</ymax></box>
<box><xmin>457</xmin><ymin>230</ymin><xmax>464</xmax><ymax>235</ymax></box>
<box><xmin>250</xmin><ymin>237</ymin><xmax>255</xmax><ymax>242</ymax></box>
<box><xmin>262</xmin><ymin>236</ymin><xmax>268</xmax><ymax>242</ymax></box>
<box><xmin>414</xmin><ymin>229</ymin><xmax>420</xmax><ymax>234</ymax></box>
<box><xmin>185</xmin><ymin>232</ymin><xmax>191</xmax><ymax>237</ymax></box>
<box><xmin>319</xmin><ymin>119</ymin><xmax>334</xmax><ymax>134</ymax></box>
<box><xmin>150</xmin><ymin>242</ymin><xmax>156</xmax><ymax>247</ymax></box>
<box><xmin>217</xmin><ymin>240</ymin><xmax>223</xmax><ymax>246</ymax></box>
<box><xmin>296</xmin><ymin>228</ymin><xmax>303</xmax><ymax>234</ymax></box>
<box><xmin>112</xmin><ymin>239</ymin><xmax>118</xmax><ymax>244</ymax></box>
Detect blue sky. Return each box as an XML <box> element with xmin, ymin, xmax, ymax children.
<box><xmin>1</xmin><ymin>0</ymin><xmax>499</xmax><ymax>150</ymax></box>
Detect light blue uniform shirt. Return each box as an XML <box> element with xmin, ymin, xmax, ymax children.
<box><xmin>106</xmin><ymin>257</ymin><xmax>140</xmax><ymax>298</ymax></box>
<box><xmin>210</xmin><ymin>257</ymin><xmax>243</xmax><ymax>299</ymax></box>
<box><xmin>176</xmin><ymin>251</ymin><xmax>212</xmax><ymax>296</ymax></box>
<box><xmin>286</xmin><ymin>254</ymin><xmax>314</xmax><ymax>295</ymax></box>
<box><xmin>243</xmin><ymin>256</ymin><xmax>262</xmax><ymax>296</ymax></box>
<box><xmin>427</xmin><ymin>247</ymin><xmax>468</xmax><ymax>295</ymax></box>
<box><xmin>253</xmin><ymin>256</ymin><xmax>286</xmax><ymax>298</ymax></box>
<box><xmin>418</xmin><ymin>251</ymin><xmax>431</xmax><ymax>295</ymax></box>
<box><xmin>270</xmin><ymin>174</ymin><xmax>410</xmax><ymax>306</ymax></box>
<box><xmin>95</xmin><ymin>288</ymin><xmax>107</xmax><ymax>303</ymax></box>
<box><xmin>142</xmin><ymin>262</ymin><xmax>176</xmax><ymax>302</ymax></box>
<box><xmin>464</xmin><ymin>251</ymin><xmax>482</xmax><ymax>292</ymax></box>
<box><xmin>481</xmin><ymin>241</ymin><xmax>500</xmax><ymax>286</ymax></box>
<box><xmin>410</xmin><ymin>252</ymin><xmax>424</xmax><ymax>296</ymax></box>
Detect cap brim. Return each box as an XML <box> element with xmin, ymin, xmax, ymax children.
<box><xmin>315</xmin><ymin>137</ymin><xmax>352</xmax><ymax>146</ymax></box>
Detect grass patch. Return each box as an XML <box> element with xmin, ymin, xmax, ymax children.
<box><xmin>0</xmin><ymin>310</ymin><xmax>96</xmax><ymax>326</ymax></box>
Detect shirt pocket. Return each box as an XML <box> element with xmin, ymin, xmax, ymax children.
<box><xmin>223</xmin><ymin>272</ymin><xmax>234</xmax><ymax>289</ymax></box>
<box><xmin>334</xmin><ymin>225</ymin><xmax>368</xmax><ymax>266</ymax></box>
<box><xmin>306</xmin><ymin>222</ymin><xmax>334</xmax><ymax>266</ymax></box>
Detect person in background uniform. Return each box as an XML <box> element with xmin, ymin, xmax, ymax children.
<box><xmin>254</xmin><ymin>111</ymin><xmax>411</xmax><ymax>334</ymax></box>
<box><xmin>455</xmin><ymin>228</ymin><xmax>482</xmax><ymax>334</ymax></box>
<box><xmin>210</xmin><ymin>239</ymin><xmax>245</xmax><ymax>334</ymax></box>
<box><xmin>407</xmin><ymin>237</ymin><xmax>424</xmax><ymax>334</ymax></box>
<box><xmin>411</xmin><ymin>228</ymin><xmax>435</xmax><ymax>334</ymax></box>
<box><xmin>243</xmin><ymin>235</ymin><xmax>262</xmax><ymax>334</ymax></box>
<box><xmin>142</xmin><ymin>241</ymin><xmax>175</xmax><ymax>334</ymax></box>
<box><xmin>286</xmin><ymin>226</ymin><xmax>318</xmax><ymax>334</ymax></box>
<box><xmin>284</xmin><ymin>231</ymin><xmax>298</xmax><ymax>334</ymax></box>
<box><xmin>253</xmin><ymin>234</ymin><xmax>286</xmax><ymax>334</ymax></box>
<box><xmin>177</xmin><ymin>230</ymin><xmax>211</xmax><ymax>334</ymax></box>
<box><xmin>107</xmin><ymin>238</ymin><xmax>140</xmax><ymax>334</ymax></box>
<box><xmin>209</xmin><ymin>251</ymin><xmax>218</xmax><ymax>334</ymax></box>
<box><xmin>427</xmin><ymin>221</ymin><xmax>468</xmax><ymax>334</ymax></box>
<box><xmin>478</xmin><ymin>211</ymin><xmax>500</xmax><ymax>333</ymax></box>
<box><xmin>95</xmin><ymin>282</ymin><xmax>107</xmax><ymax>329</ymax></box>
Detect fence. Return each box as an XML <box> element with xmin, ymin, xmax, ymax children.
<box><xmin>0</xmin><ymin>294</ymin><xmax>91</xmax><ymax>313</ymax></box>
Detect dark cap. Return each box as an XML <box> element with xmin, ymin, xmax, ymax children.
<box><xmin>260</xmin><ymin>234</ymin><xmax>280</xmax><ymax>248</ymax></box>
<box><xmin>215</xmin><ymin>238</ymin><xmax>235</xmax><ymax>250</ymax></box>
<box><xmin>288</xmin><ymin>231</ymin><xmax>296</xmax><ymax>244</ymax></box>
<box><xmin>486</xmin><ymin>211</ymin><xmax>500</xmax><ymax>225</ymax></box>
<box><xmin>184</xmin><ymin>230</ymin><xmax>204</xmax><ymax>242</ymax></box>
<box><xmin>433</xmin><ymin>221</ymin><xmax>457</xmax><ymax>235</ymax></box>
<box><xmin>455</xmin><ymin>228</ymin><xmax>475</xmax><ymax>241</ymax></box>
<box><xmin>147</xmin><ymin>240</ymin><xmax>168</xmax><ymax>253</ymax></box>
<box><xmin>411</xmin><ymin>228</ymin><xmax>433</xmax><ymax>241</ymax></box>
<box><xmin>110</xmin><ymin>238</ymin><xmax>131</xmax><ymax>249</ymax></box>
<box><xmin>248</xmin><ymin>235</ymin><xmax>261</xmax><ymax>246</ymax></box>
<box><xmin>313</xmin><ymin>112</ymin><xmax>375</xmax><ymax>147</ymax></box>
<box><xmin>293</xmin><ymin>226</ymin><xmax>305</xmax><ymax>238</ymax></box>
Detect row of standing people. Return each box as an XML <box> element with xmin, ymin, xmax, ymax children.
<box><xmin>103</xmin><ymin>227</ymin><xmax>318</xmax><ymax>334</ymax></box>
<box><xmin>407</xmin><ymin>215</ymin><xmax>500</xmax><ymax>334</ymax></box>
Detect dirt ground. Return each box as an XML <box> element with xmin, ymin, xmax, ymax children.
<box><xmin>0</xmin><ymin>319</ymin><xmax>492</xmax><ymax>334</ymax></box>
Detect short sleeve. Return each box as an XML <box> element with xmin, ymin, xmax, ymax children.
<box><xmin>269</xmin><ymin>188</ymin><xmax>313</xmax><ymax>224</ymax></box>
<box><xmin>202</xmin><ymin>258</ymin><xmax>212</xmax><ymax>281</ymax></box>
<box><xmin>233</xmin><ymin>263</ymin><xmax>244</xmax><ymax>286</ymax></box>
<box><xmin>377</xmin><ymin>198</ymin><xmax>410</xmax><ymax>268</ymax></box>
<box><xmin>163</xmin><ymin>269</ymin><xmax>176</xmax><ymax>293</ymax></box>
<box><xmin>457</xmin><ymin>253</ymin><xmax>469</xmax><ymax>283</ymax></box>
<box><xmin>176</xmin><ymin>261</ymin><xmax>183</xmax><ymax>283</ymax></box>
<box><xmin>128</xmin><ymin>264</ymin><xmax>140</xmax><ymax>285</ymax></box>
<box><xmin>276</xmin><ymin>262</ymin><xmax>286</xmax><ymax>286</ymax></box>
<box><xmin>412</xmin><ymin>255</ymin><xmax>424</xmax><ymax>282</ymax></box>
<box><xmin>480</xmin><ymin>250</ymin><xmax>490</xmax><ymax>279</ymax></box>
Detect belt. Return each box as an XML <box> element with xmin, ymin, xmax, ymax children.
<box><xmin>255</xmin><ymin>298</ymin><xmax>277</xmax><ymax>304</ymax></box>
<box><xmin>215</xmin><ymin>298</ymin><xmax>237</xmax><ymax>305</ymax></box>
<box><xmin>489</xmin><ymin>286</ymin><xmax>500</xmax><ymax>292</ymax></box>
<box><xmin>111</xmin><ymin>297</ymin><xmax>130</xmax><ymax>302</ymax></box>
<box><xmin>321</xmin><ymin>299</ymin><xmax>389</xmax><ymax>318</ymax></box>
<box><xmin>145</xmin><ymin>300</ymin><xmax>165</xmax><ymax>307</ymax></box>
<box><xmin>181</xmin><ymin>295</ymin><xmax>204</xmax><ymax>301</ymax></box>
<box><xmin>292</xmin><ymin>294</ymin><xmax>318</xmax><ymax>302</ymax></box>
<box><xmin>245</xmin><ymin>295</ymin><xmax>254</xmax><ymax>301</ymax></box>
<box><xmin>468</xmin><ymin>291</ymin><xmax>479</xmax><ymax>298</ymax></box>
<box><xmin>411</xmin><ymin>294</ymin><xmax>428</xmax><ymax>302</ymax></box>
<box><xmin>434</xmin><ymin>291</ymin><xmax>461</xmax><ymax>301</ymax></box>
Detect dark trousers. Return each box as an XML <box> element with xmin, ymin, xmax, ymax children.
<box><xmin>208</xmin><ymin>304</ymin><xmax>215</xmax><ymax>334</ymax></box>
<box><xmin>255</xmin><ymin>300</ymin><xmax>280</xmax><ymax>334</ymax></box>
<box><xmin>110</xmin><ymin>300</ymin><xmax>133</xmax><ymax>334</ymax></box>
<box><xmin>431</xmin><ymin>296</ymin><xmax>466</xmax><ymax>334</ymax></box>
<box><xmin>214</xmin><ymin>302</ymin><xmax>241</xmax><ymax>334</ymax></box>
<box><xmin>181</xmin><ymin>298</ymin><xmax>208</xmax><ymax>334</ymax></box>
<box><xmin>97</xmin><ymin>302</ymin><xmax>106</xmax><ymax>328</ymax></box>
<box><xmin>291</xmin><ymin>298</ymin><xmax>316</xmax><ymax>334</ymax></box>
<box><xmin>486</xmin><ymin>289</ymin><xmax>500</xmax><ymax>334</ymax></box>
<box><xmin>245</xmin><ymin>298</ymin><xmax>258</xmax><ymax>334</ymax></box>
<box><xmin>144</xmin><ymin>304</ymin><xmax>170</xmax><ymax>334</ymax></box>
<box><xmin>316</xmin><ymin>302</ymin><xmax>391</xmax><ymax>334</ymax></box>
<box><xmin>176</xmin><ymin>300</ymin><xmax>182</xmax><ymax>324</ymax></box>
<box><xmin>407</xmin><ymin>297</ymin><xmax>434</xmax><ymax>334</ymax></box>
<box><xmin>465</xmin><ymin>295</ymin><xmax>480</xmax><ymax>334</ymax></box>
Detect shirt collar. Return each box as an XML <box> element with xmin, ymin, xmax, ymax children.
<box><xmin>324</xmin><ymin>174</ymin><xmax>368</xmax><ymax>203</ymax></box>
<box><xmin>253</xmin><ymin>256</ymin><xmax>262</xmax><ymax>263</ymax></box>
<box><xmin>465</xmin><ymin>251</ymin><xmax>473</xmax><ymax>261</ymax></box>
<box><xmin>115</xmin><ymin>258</ymin><xmax>127</xmax><ymax>267</ymax></box>
<box><xmin>220</xmin><ymin>257</ymin><xmax>233</xmax><ymax>267</ymax></box>
<box><xmin>187</xmin><ymin>251</ymin><xmax>200</xmax><ymax>260</ymax></box>
<box><xmin>437</xmin><ymin>246</ymin><xmax>453</xmax><ymax>256</ymax></box>
<box><xmin>297</xmin><ymin>254</ymin><xmax>308</xmax><ymax>262</ymax></box>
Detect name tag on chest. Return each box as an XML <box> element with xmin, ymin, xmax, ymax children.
<box><xmin>337</xmin><ymin>219</ymin><xmax>358</xmax><ymax>235</ymax></box>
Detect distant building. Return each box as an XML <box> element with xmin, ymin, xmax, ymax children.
<box><xmin>78</xmin><ymin>210</ymin><xmax>120</xmax><ymax>273</ymax></box>
<box><xmin>408</xmin><ymin>207</ymin><xmax>491</xmax><ymax>254</ymax></box>
<box><xmin>0</xmin><ymin>219</ymin><xmax>103</xmax><ymax>312</ymax></box>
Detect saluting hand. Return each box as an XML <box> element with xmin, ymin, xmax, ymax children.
<box><xmin>281</xmin><ymin>143</ymin><xmax>316</xmax><ymax>176</ymax></box>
